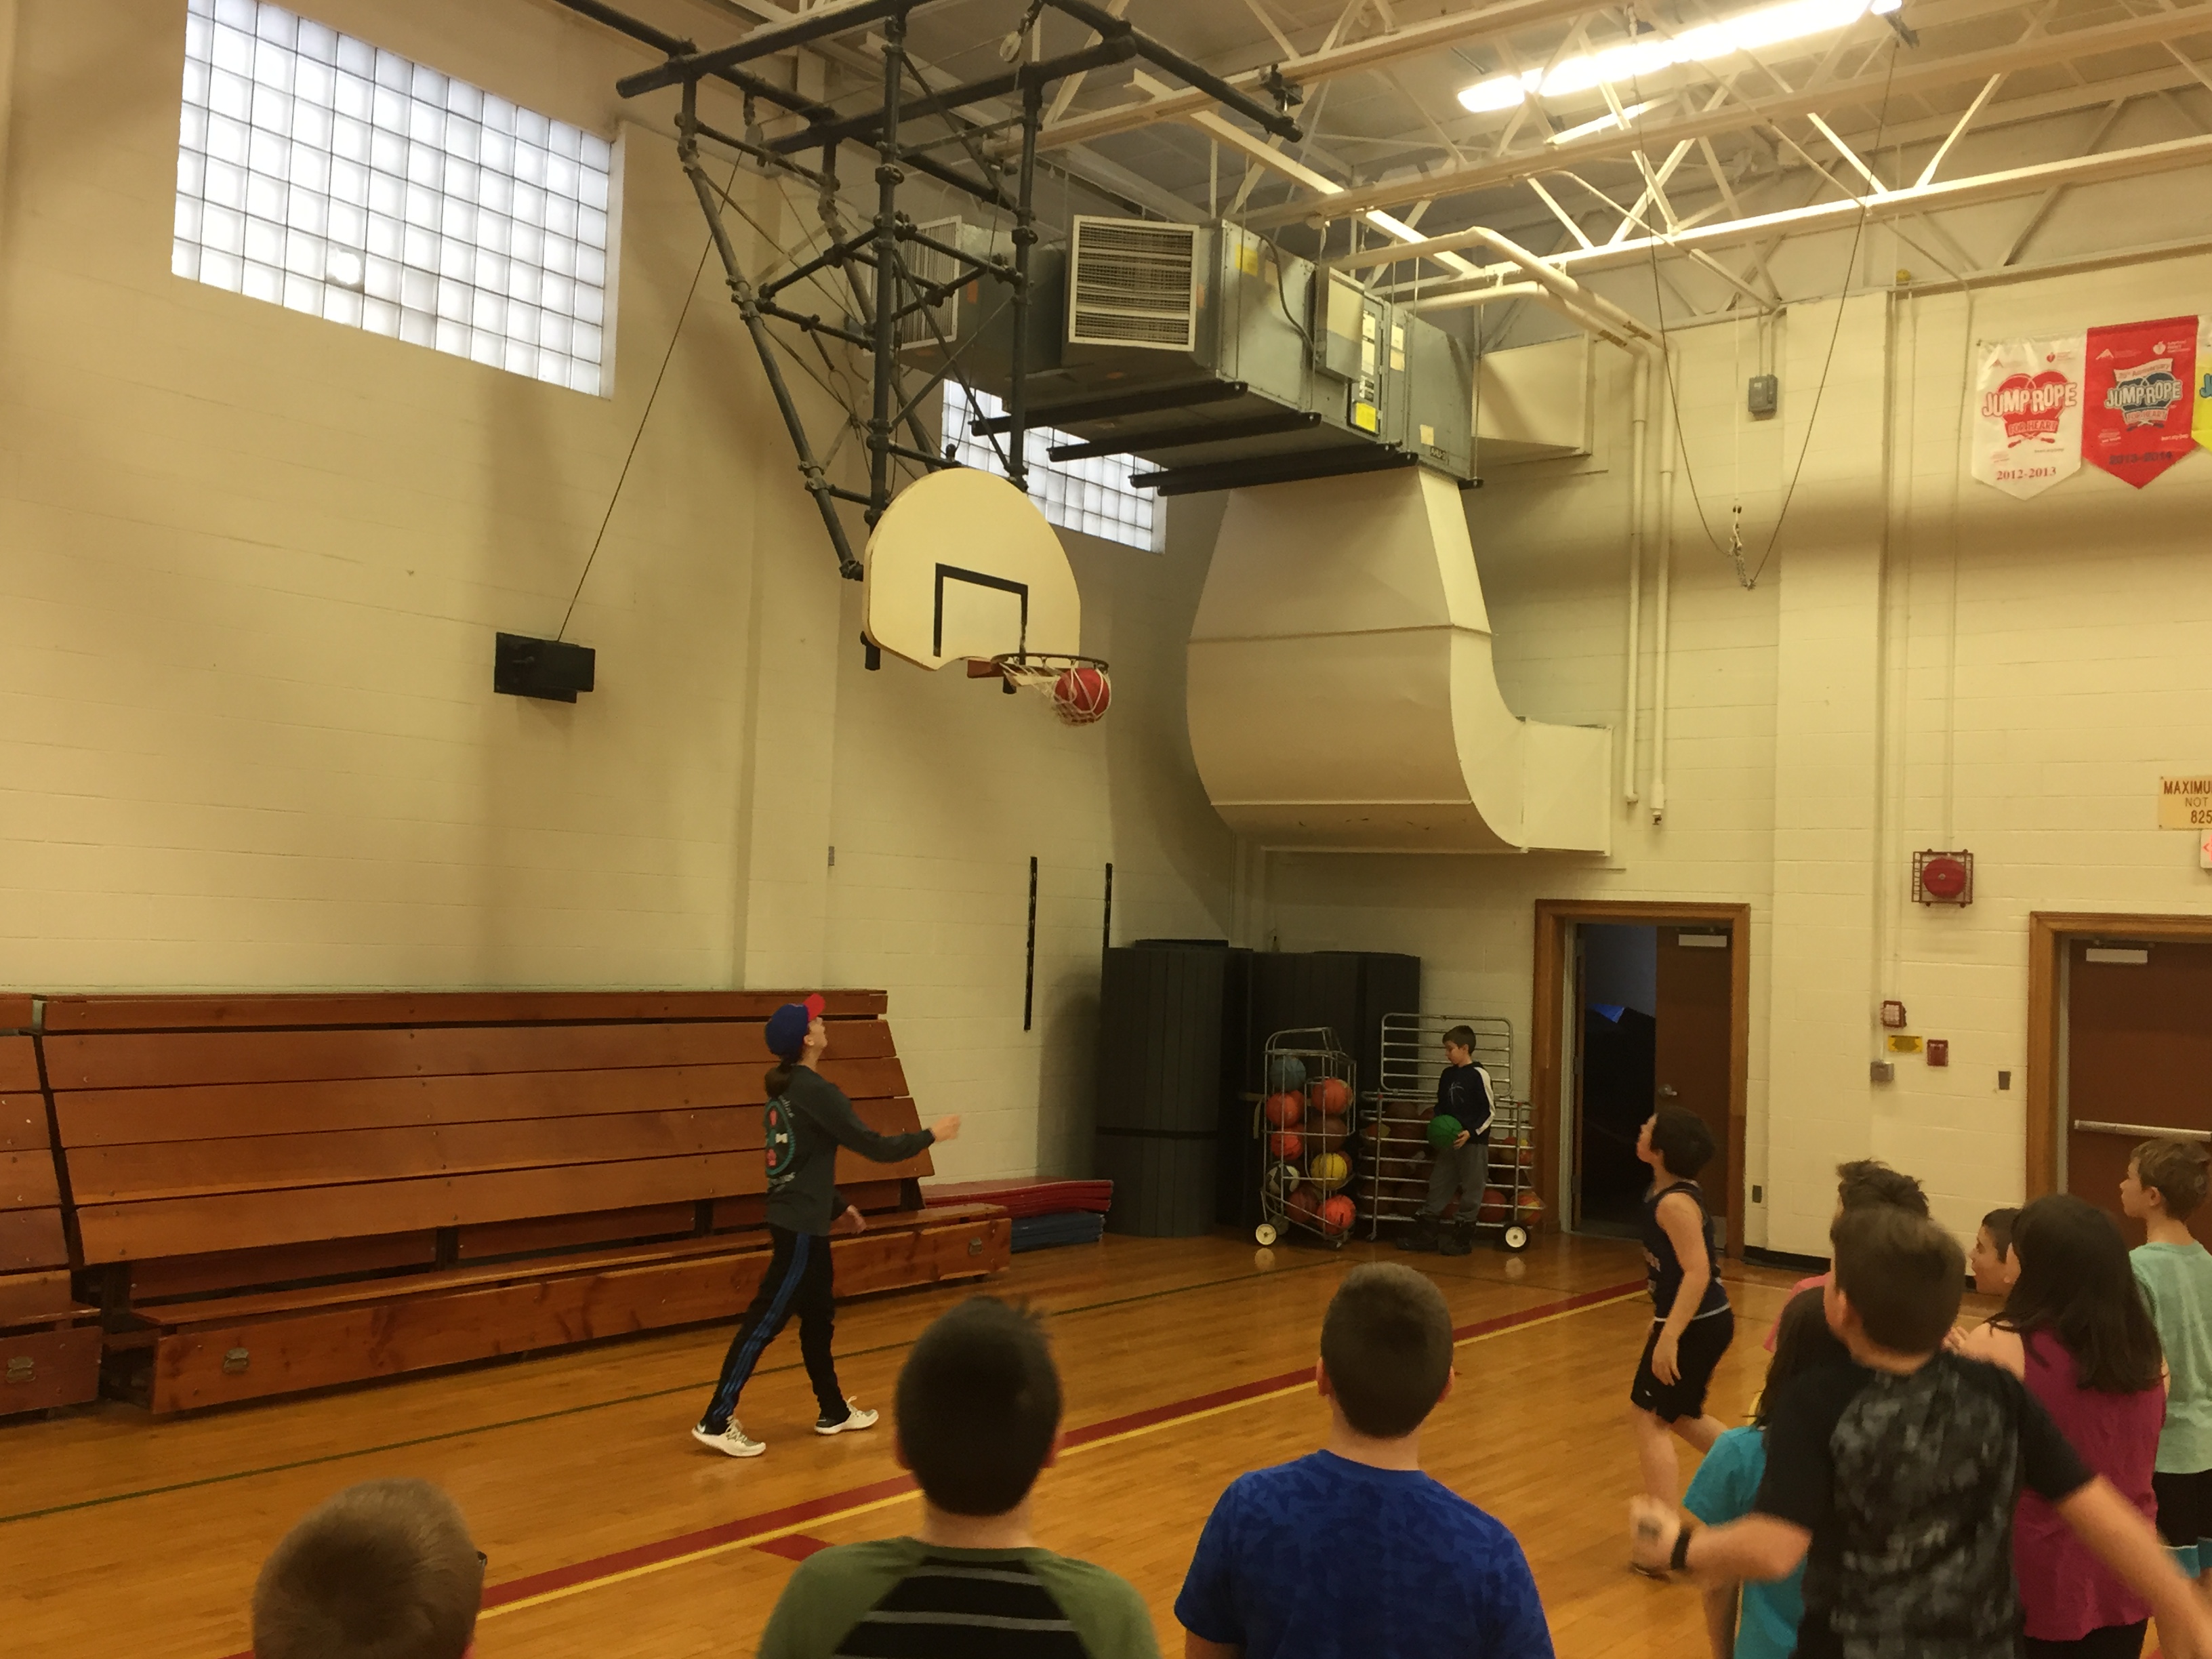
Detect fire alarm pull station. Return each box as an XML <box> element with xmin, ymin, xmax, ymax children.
<box><xmin>1927</xmin><ymin>1040</ymin><xmax>1950</xmax><ymax>1067</ymax></box>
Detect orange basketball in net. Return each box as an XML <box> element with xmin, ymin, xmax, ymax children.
<box><xmin>1052</xmin><ymin>665</ymin><xmax>1111</xmax><ymax>725</ymax></box>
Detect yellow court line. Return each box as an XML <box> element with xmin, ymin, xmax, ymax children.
<box><xmin>483</xmin><ymin>1286</ymin><xmax>1647</xmax><ymax>1620</ymax></box>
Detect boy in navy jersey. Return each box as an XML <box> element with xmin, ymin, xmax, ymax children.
<box><xmin>1631</xmin><ymin>1105</ymin><xmax>1732</xmax><ymax>1519</ymax></box>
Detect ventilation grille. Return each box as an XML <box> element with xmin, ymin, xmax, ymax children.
<box><xmin>896</xmin><ymin>217</ymin><xmax>963</xmax><ymax>352</ymax></box>
<box><xmin>1067</xmin><ymin>216</ymin><xmax>1198</xmax><ymax>350</ymax></box>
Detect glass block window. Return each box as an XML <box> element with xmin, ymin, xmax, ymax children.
<box><xmin>944</xmin><ymin>385</ymin><xmax>1163</xmax><ymax>553</ymax></box>
<box><xmin>173</xmin><ymin>0</ymin><xmax>615</xmax><ymax>395</ymax></box>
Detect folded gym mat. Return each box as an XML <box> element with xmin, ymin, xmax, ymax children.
<box><xmin>1010</xmin><ymin>1212</ymin><xmax>1107</xmax><ymax>1253</ymax></box>
<box><xmin>923</xmin><ymin>1178</ymin><xmax>1113</xmax><ymax>1219</ymax></box>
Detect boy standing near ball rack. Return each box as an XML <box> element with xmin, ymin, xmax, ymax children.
<box><xmin>1397</xmin><ymin>1025</ymin><xmax>1494</xmax><ymax>1256</ymax></box>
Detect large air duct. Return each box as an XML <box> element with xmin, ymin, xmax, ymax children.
<box><xmin>1187</xmin><ymin>466</ymin><xmax>1612</xmax><ymax>853</ymax></box>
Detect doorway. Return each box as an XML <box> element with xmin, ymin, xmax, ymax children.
<box><xmin>2061</xmin><ymin>936</ymin><xmax>2212</xmax><ymax>1244</ymax></box>
<box><xmin>1533</xmin><ymin>901</ymin><xmax>1750</xmax><ymax>1251</ymax></box>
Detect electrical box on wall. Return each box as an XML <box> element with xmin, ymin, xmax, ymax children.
<box><xmin>1747</xmin><ymin>373</ymin><xmax>1778</xmax><ymax>417</ymax></box>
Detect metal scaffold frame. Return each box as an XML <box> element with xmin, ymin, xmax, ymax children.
<box><xmin>583</xmin><ymin>0</ymin><xmax>1303</xmax><ymax>579</ymax></box>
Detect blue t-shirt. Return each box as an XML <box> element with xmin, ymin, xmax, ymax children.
<box><xmin>1174</xmin><ymin>1450</ymin><xmax>1553</xmax><ymax>1659</ymax></box>
<box><xmin>1684</xmin><ymin>1427</ymin><xmax>1803</xmax><ymax>1659</ymax></box>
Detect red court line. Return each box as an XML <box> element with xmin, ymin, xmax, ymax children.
<box><xmin>754</xmin><ymin>1533</ymin><xmax>835</xmax><ymax>1563</ymax></box>
<box><xmin>215</xmin><ymin>1273</ymin><xmax>1647</xmax><ymax>1655</ymax></box>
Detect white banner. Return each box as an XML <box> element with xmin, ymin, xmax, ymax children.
<box><xmin>1971</xmin><ymin>335</ymin><xmax>2085</xmax><ymax>500</ymax></box>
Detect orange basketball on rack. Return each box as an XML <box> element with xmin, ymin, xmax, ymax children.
<box><xmin>1267</xmin><ymin>1130</ymin><xmax>1303</xmax><ymax>1162</ymax></box>
<box><xmin>1516</xmin><ymin>1191</ymin><xmax>1545</xmax><ymax>1218</ymax></box>
<box><xmin>1288</xmin><ymin>1183</ymin><xmax>1323</xmax><ymax>1227</ymax></box>
<box><xmin>1313</xmin><ymin>1076</ymin><xmax>1351</xmax><ymax>1116</ymax></box>
<box><xmin>1319</xmin><ymin>1194</ymin><xmax>1356</xmax><ymax>1237</ymax></box>
<box><xmin>1053</xmin><ymin>665</ymin><xmax>1110</xmax><ymax>724</ymax></box>
<box><xmin>1477</xmin><ymin>1187</ymin><xmax>1510</xmax><ymax>1224</ymax></box>
<box><xmin>1264</xmin><ymin>1091</ymin><xmax>1303</xmax><ymax>1129</ymax></box>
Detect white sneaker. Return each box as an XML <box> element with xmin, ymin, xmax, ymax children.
<box><xmin>815</xmin><ymin>1402</ymin><xmax>879</xmax><ymax>1436</ymax></box>
<box><xmin>692</xmin><ymin>1420</ymin><xmax>765</xmax><ymax>1458</ymax></box>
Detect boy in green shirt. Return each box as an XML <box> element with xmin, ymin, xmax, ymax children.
<box><xmin>2122</xmin><ymin>1134</ymin><xmax>2212</xmax><ymax>1579</ymax></box>
<box><xmin>758</xmin><ymin>1296</ymin><xmax>1159</xmax><ymax>1659</ymax></box>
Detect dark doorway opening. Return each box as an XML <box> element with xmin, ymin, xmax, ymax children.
<box><xmin>1576</xmin><ymin>924</ymin><xmax>1656</xmax><ymax>1233</ymax></box>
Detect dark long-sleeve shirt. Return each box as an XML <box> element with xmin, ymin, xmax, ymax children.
<box><xmin>1435</xmin><ymin>1062</ymin><xmax>1495</xmax><ymax>1139</ymax></box>
<box><xmin>764</xmin><ymin>1065</ymin><xmax>935</xmax><ymax>1235</ymax></box>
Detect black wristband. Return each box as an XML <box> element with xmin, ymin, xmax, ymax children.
<box><xmin>1671</xmin><ymin>1525</ymin><xmax>1694</xmax><ymax>1574</ymax></box>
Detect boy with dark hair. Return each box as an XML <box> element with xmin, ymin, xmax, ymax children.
<box><xmin>2123</xmin><ymin>1135</ymin><xmax>2212</xmax><ymax>1580</ymax></box>
<box><xmin>1631</xmin><ymin>1206</ymin><xmax>2212</xmax><ymax>1659</ymax></box>
<box><xmin>1178</xmin><ymin>1262</ymin><xmax>1552</xmax><ymax>1659</ymax></box>
<box><xmin>1631</xmin><ymin>1106</ymin><xmax>1732</xmax><ymax>1515</ymax></box>
<box><xmin>758</xmin><ymin>1296</ymin><xmax>1155</xmax><ymax>1659</ymax></box>
<box><xmin>1761</xmin><ymin>1156</ymin><xmax>1931</xmax><ymax>1351</ymax></box>
<box><xmin>1397</xmin><ymin>1024</ymin><xmax>1496</xmax><ymax>1257</ymax></box>
<box><xmin>251</xmin><ymin>1478</ymin><xmax>484</xmax><ymax>1659</ymax></box>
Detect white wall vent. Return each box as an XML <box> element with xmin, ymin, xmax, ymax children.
<box><xmin>1067</xmin><ymin>216</ymin><xmax>1197</xmax><ymax>350</ymax></box>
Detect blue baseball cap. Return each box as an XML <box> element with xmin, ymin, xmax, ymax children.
<box><xmin>765</xmin><ymin>993</ymin><xmax>826</xmax><ymax>1060</ymax></box>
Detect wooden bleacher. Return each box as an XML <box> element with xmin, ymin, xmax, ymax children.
<box><xmin>0</xmin><ymin>994</ymin><xmax>102</xmax><ymax>1414</ymax></box>
<box><xmin>37</xmin><ymin>991</ymin><xmax>1008</xmax><ymax>1412</ymax></box>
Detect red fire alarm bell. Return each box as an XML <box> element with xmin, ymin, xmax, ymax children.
<box><xmin>1914</xmin><ymin>850</ymin><xmax>1973</xmax><ymax>905</ymax></box>
<box><xmin>1927</xmin><ymin>1039</ymin><xmax>1950</xmax><ymax>1067</ymax></box>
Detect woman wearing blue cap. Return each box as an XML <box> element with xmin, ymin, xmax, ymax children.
<box><xmin>693</xmin><ymin>994</ymin><xmax>960</xmax><ymax>1458</ymax></box>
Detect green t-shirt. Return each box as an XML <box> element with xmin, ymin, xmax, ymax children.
<box><xmin>757</xmin><ymin>1537</ymin><xmax>1160</xmax><ymax>1659</ymax></box>
<box><xmin>2132</xmin><ymin>1240</ymin><xmax>2212</xmax><ymax>1473</ymax></box>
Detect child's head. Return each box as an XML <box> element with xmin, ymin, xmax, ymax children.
<box><xmin>251</xmin><ymin>1479</ymin><xmax>483</xmax><ymax>1659</ymax></box>
<box><xmin>2123</xmin><ymin>1137</ymin><xmax>2210</xmax><ymax>1223</ymax></box>
<box><xmin>1638</xmin><ymin>1106</ymin><xmax>1715</xmax><ymax>1179</ymax></box>
<box><xmin>1827</xmin><ymin>1205</ymin><xmax>1963</xmax><ymax>1359</ymax></box>
<box><xmin>1441</xmin><ymin>1024</ymin><xmax>1476</xmax><ymax>1066</ymax></box>
<box><xmin>1318</xmin><ymin>1262</ymin><xmax>1454</xmax><ymax>1439</ymax></box>
<box><xmin>1999</xmin><ymin>1194</ymin><xmax>2165</xmax><ymax>1393</ymax></box>
<box><xmin>895</xmin><ymin>1296</ymin><xmax>1062</xmax><ymax>1516</ymax></box>
<box><xmin>1755</xmin><ymin>1287</ymin><xmax>1850</xmax><ymax>1427</ymax></box>
<box><xmin>1969</xmin><ymin>1206</ymin><xmax>2020</xmax><ymax>1295</ymax></box>
<box><xmin>1833</xmin><ymin>1158</ymin><xmax>1929</xmax><ymax>1222</ymax></box>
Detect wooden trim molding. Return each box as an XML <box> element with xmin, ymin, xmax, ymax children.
<box><xmin>1531</xmin><ymin>900</ymin><xmax>1753</xmax><ymax>1256</ymax></box>
<box><xmin>2026</xmin><ymin>911</ymin><xmax>2212</xmax><ymax>1200</ymax></box>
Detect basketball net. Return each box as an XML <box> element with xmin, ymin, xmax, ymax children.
<box><xmin>990</xmin><ymin>651</ymin><xmax>1113</xmax><ymax>726</ymax></box>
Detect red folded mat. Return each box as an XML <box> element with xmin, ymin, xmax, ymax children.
<box><xmin>923</xmin><ymin>1178</ymin><xmax>1114</xmax><ymax>1218</ymax></box>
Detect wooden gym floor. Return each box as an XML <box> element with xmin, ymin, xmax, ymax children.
<box><xmin>5</xmin><ymin>1234</ymin><xmax>1828</xmax><ymax>1658</ymax></box>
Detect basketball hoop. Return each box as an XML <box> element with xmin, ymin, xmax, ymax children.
<box><xmin>990</xmin><ymin>652</ymin><xmax>1113</xmax><ymax>726</ymax></box>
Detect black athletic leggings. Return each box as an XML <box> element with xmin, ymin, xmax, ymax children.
<box><xmin>700</xmin><ymin>1225</ymin><xmax>844</xmax><ymax>1431</ymax></box>
<box><xmin>2023</xmin><ymin>1620</ymin><xmax>2148</xmax><ymax>1659</ymax></box>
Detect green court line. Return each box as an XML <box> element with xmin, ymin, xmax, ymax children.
<box><xmin>0</xmin><ymin>1252</ymin><xmax>1370</xmax><ymax>1529</ymax></box>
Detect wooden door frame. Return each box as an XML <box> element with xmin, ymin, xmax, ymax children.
<box><xmin>2026</xmin><ymin>911</ymin><xmax>2212</xmax><ymax>1198</ymax></box>
<box><xmin>1532</xmin><ymin>899</ymin><xmax>1753</xmax><ymax>1255</ymax></box>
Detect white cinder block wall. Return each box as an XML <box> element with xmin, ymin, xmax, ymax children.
<box><xmin>0</xmin><ymin>1</ymin><xmax>1233</xmax><ymax>1182</ymax></box>
<box><xmin>1267</xmin><ymin>262</ymin><xmax>2212</xmax><ymax>1255</ymax></box>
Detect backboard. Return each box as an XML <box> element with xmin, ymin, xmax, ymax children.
<box><xmin>861</xmin><ymin>468</ymin><xmax>1080</xmax><ymax>672</ymax></box>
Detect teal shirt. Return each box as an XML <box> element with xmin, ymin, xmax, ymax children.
<box><xmin>2132</xmin><ymin>1240</ymin><xmax>2212</xmax><ymax>1473</ymax></box>
<box><xmin>1684</xmin><ymin>1427</ymin><xmax>1803</xmax><ymax>1659</ymax></box>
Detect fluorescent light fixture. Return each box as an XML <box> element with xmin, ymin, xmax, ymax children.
<box><xmin>1458</xmin><ymin>0</ymin><xmax>1885</xmax><ymax>115</ymax></box>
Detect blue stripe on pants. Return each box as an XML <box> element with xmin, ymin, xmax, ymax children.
<box><xmin>704</xmin><ymin>1231</ymin><xmax>813</xmax><ymax>1431</ymax></box>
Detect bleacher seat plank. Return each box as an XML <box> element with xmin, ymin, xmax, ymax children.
<box><xmin>1</xmin><ymin>1151</ymin><xmax>61</xmax><ymax>1210</ymax></box>
<box><xmin>0</xmin><ymin>1326</ymin><xmax>103</xmax><ymax>1414</ymax></box>
<box><xmin>66</xmin><ymin>1093</ymin><xmax>924</xmax><ymax>1205</ymax></box>
<box><xmin>77</xmin><ymin>1135</ymin><xmax>937</xmax><ymax>1263</ymax></box>
<box><xmin>129</xmin><ymin>1233</ymin><xmax>442</xmax><ymax>1303</ymax></box>
<box><xmin>453</xmin><ymin>1203</ymin><xmax>700</xmax><ymax>1261</ymax></box>
<box><xmin>0</xmin><ymin>994</ymin><xmax>32</xmax><ymax>1030</ymax></box>
<box><xmin>2</xmin><ymin>1092</ymin><xmax>51</xmax><ymax>1153</ymax></box>
<box><xmin>53</xmin><ymin>1054</ymin><xmax>911</xmax><ymax>1146</ymax></box>
<box><xmin>39</xmin><ymin>989</ymin><xmax>888</xmax><ymax>1030</ymax></box>
<box><xmin>0</xmin><ymin>1207</ymin><xmax>68</xmax><ymax>1272</ymax></box>
<box><xmin>144</xmin><ymin>1208</ymin><xmax>1010</xmax><ymax>1412</ymax></box>
<box><xmin>0</xmin><ymin>1034</ymin><xmax>41</xmax><ymax>1092</ymax></box>
<box><xmin>43</xmin><ymin>1017</ymin><xmax>899</xmax><ymax>1091</ymax></box>
<box><xmin>0</xmin><ymin>1269</ymin><xmax>79</xmax><ymax>1326</ymax></box>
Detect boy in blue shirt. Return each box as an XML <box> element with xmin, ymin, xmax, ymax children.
<box><xmin>1176</xmin><ymin>1262</ymin><xmax>1553</xmax><ymax>1659</ymax></box>
<box><xmin>1683</xmin><ymin>1287</ymin><xmax>1843</xmax><ymax>1659</ymax></box>
<box><xmin>1397</xmin><ymin>1025</ymin><xmax>1496</xmax><ymax>1256</ymax></box>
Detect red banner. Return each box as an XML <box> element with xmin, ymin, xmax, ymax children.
<box><xmin>2081</xmin><ymin>315</ymin><xmax>2197</xmax><ymax>487</ymax></box>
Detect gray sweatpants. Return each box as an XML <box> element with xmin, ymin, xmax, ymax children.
<box><xmin>1420</xmin><ymin>1134</ymin><xmax>1490</xmax><ymax>1221</ymax></box>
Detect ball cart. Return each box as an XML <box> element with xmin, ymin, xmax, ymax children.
<box><xmin>1253</xmin><ymin>1027</ymin><xmax>1359</xmax><ymax>1248</ymax></box>
<box><xmin>1362</xmin><ymin>1012</ymin><xmax>1540</xmax><ymax>1250</ymax></box>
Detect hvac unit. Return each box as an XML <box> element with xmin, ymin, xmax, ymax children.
<box><xmin>897</xmin><ymin>218</ymin><xmax>1009</xmax><ymax>353</ymax></box>
<box><xmin>1066</xmin><ymin>216</ymin><xmax>1200</xmax><ymax>350</ymax></box>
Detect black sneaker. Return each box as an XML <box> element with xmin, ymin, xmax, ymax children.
<box><xmin>1395</xmin><ymin>1216</ymin><xmax>1441</xmax><ymax>1253</ymax></box>
<box><xmin>1439</xmin><ymin>1223</ymin><xmax>1474</xmax><ymax>1257</ymax></box>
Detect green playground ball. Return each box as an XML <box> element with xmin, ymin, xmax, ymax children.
<box><xmin>1427</xmin><ymin>1113</ymin><xmax>1463</xmax><ymax>1149</ymax></box>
